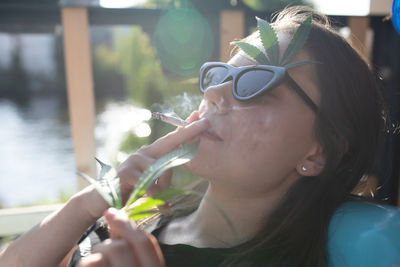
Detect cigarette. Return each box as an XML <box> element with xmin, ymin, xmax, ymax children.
<box><xmin>151</xmin><ymin>112</ymin><xmax>189</xmax><ymax>127</ymax></box>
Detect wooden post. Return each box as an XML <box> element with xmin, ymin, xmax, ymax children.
<box><xmin>61</xmin><ymin>7</ymin><xmax>96</xmax><ymax>190</ymax></box>
<box><xmin>220</xmin><ymin>10</ymin><xmax>244</xmax><ymax>62</ymax></box>
<box><xmin>348</xmin><ymin>16</ymin><xmax>370</xmax><ymax>61</ymax></box>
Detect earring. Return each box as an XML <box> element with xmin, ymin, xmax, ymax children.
<box><xmin>301</xmin><ymin>166</ymin><xmax>307</xmax><ymax>172</ymax></box>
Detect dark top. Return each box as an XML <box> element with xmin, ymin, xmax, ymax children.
<box><xmin>67</xmin><ymin>216</ymin><xmax>242</xmax><ymax>267</ymax></box>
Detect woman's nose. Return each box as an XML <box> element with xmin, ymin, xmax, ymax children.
<box><xmin>202</xmin><ymin>81</ymin><xmax>231</xmax><ymax>114</ymax></box>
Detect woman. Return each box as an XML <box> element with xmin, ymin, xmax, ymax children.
<box><xmin>0</xmin><ymin>6</ymin><xmax>385</xmax><ymax>267</ymax></box>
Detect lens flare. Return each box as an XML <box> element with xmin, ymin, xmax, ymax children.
<box><xmin>154</xmin><ymin>6</ymin><xmax>214</xmax><ymax>77</ymax></box>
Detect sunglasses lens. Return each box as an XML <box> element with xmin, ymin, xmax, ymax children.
<box><xmin>201</xmin><ymin>66</ymin><xmax>228</xmax><ymax>91</ymax></box>
<box><xmin>236</xmin><ymin>69</ymin><xmax>275</xmax><ymax>97</ymax></box>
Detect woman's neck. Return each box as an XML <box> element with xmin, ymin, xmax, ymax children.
<box><xmin>189</xmin><ymin>185</ymin><xmax>284</xmax><ymax>246</ymax></box>
<box><xmin>158</xmin><ymin>181</ymin><xmax>290</xmax><ymax>248</ymax></box>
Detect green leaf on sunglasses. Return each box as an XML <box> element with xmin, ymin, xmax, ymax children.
<box><xmin>256</xmin><ymin>16</ymin><xmax>279</xmax><ymax>65</ymax></box>
<box><xmin>284</xmin><ymin>60</ymin><xmax>321</xmax><ymax>70</ymax></box>
<box><xmin>234</xmin><ymin>41</ymin><xmax>270</xmax><ymax>65</ymax></box>
<box><xmin>280</xmin><ymin>16</ymin><xmax>312</xmax><ymax>66</ymax></box>
<box><xmin>125</xmin><ymin>141</ymin><xmax>199</xmax><ymax>207</ymax></box>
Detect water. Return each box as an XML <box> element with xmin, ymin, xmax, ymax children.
<box><xmin>0</xmin><ymin>97</ymin><xmax>75</xmax><ymax>207</ymax></box>
<box><xmin>0</xmin><ymin>96</ymin><xmax>151</xmax><ymax>208</ymax></box>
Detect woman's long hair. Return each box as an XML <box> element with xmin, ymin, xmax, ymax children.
<box><xmin>220</xmin><ymin>6</ymin><xmax>386</xmax><ymax>266</ymax></box>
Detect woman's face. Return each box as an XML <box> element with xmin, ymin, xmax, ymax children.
<box><xmin>186</xmin><ymin>36</ymin><xmax>321</xmax><ymax>198</ymax></box>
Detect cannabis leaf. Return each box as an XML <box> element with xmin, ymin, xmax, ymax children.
<box><xmin>280</xmin><ymin>16</ymin><xmax>312</xmax><ymax>66</ymax></box>
<box><xmin>77</xmin><ymin>158</ymin><xmax>122</xmax><ymax>209</ymax></box>
<box><xmin>77</xmin><ymin>142</ymin><xmax>198</xmax><ymax>213</ymax></box>
<box><xmin>127</xmin><ymin>188</ymin><xmax>189</xmax><ymax>221</ymax></box>
<box><xmin>234</xmin><ymin>42</ymin><xmax>270</xmax><ymax>65</ymax></box>
<box><xmin>236</xmin><ymin>16</ymin><xmax>315</xmax><ymax>70</ymax></box>
<box><xmin>125</xmin><ymin>141</ymin><xmax>199</xmax><ymax>207</ymax></box>
<box><xmin>256</xmin><ymin>16</ymin><xmax>279</xmax><ymax>65</ymax></box>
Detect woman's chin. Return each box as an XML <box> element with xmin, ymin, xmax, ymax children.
<box><xmin>184</xmin><ymin>155</ymin><xmax>209</xmax><ymax>179</ymax></box>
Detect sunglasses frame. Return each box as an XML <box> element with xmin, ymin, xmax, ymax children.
<box><xmin>199</xmin><ymin>62</ymin><xmax>318</xmax><ymax>113</ymax></box>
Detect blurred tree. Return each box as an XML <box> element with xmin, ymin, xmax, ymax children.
<box><xmin>53</xmin><ymin>30</ymin><xmax>67</xmax><ymax>98</ymax></box>
<box><xmin>93</xmin><ymin>44</ymin><xmax>124</xmax><ymax>99</ymax></box>
<box><xmin>115</xmin><ymin>27</ymin><xmax>165</xmax><ymax>108</ymax></box>
<box><xmin>112</xmin><ymin>26</ymin><xmax>168</xmax><ymax>151</ymax></box>
<box><xmin>6</xmin><ymin>37</ymin><xmax>30</xmax><ymax>103</ymax></box>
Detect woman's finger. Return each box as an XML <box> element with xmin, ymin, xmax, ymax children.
<box><xmin>117</xmin><ymin>153</ymin><xmax>155</xmax><ymax>203</ymax></box>
<box><xmin>185</xmin><ymin>110</ymin><xmax>201</xmax><ymax>123</ymax></box>
<box><xmin>141</xmin><ymin>116</ymin><xmax>209</xmax><ymax>158</ymax></box>
<box><xmin>118</xmin><ymin>153</ymin><xmax>155</xmax><ymax>186</ymax></box>
<box><xmin>92</xmin><ymin>239</ymin><xmax>138</xmax><ymax>267</ymax></box>
<box><xmin>104</xmin><ymin>208</ymin><xmax>165</xmax><ymax>267</ymax></box>
<box><xmin>78</xmin><ymin>253</ymin><xmax>109</xmax><ymax>267</ymax></box>
<box><xmin>146</xmin><ymin>169</ymin><xmax>172</xmax><ymax>196</ymax></box>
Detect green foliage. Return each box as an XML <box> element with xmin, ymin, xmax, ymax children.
<box><xmin>93</xmin><ymin>44</ymin><xmax>124</xmax><ymax>98</ymax></box>
<box><xmin>141</xmin><ymin>0</ymin><xmax>188</xmax><ymax>8</ymax></box>
<box><xmin>243</xmin><ymin>0</ymin><xmax>312</xmax><ymax>12</ymax></box>
<box><xmin>127</xmin><ymin>188</ymin><xmax>188</xmax><ymax>220</ymax></box>
<box><xmin>119</xmin><ymin>131</ymin><xmax>149</xmax><ymax>154</ymax></box>
<box><xmin>280</xmin><ymin>16</ymin><xmax>312</xmax><ymax>66</ymax></box>
<box><xmin>257</xmin><ymin>16</ymin><xmax>279</xmax><ymax>65</ymax></box>
<box><xmin>236</xmin><ymin>16</ymin><xmax>315</xmax><ymax>70</ymax></box>
<box><xmin>115</xmin><ymin>27</ymin><xmax>165</xmax><ymax>108</ymax></box>
<box><xmin>78</xmin><ymin>142</ymin><xmax>198</xmax><ymax>219</ymax></box>
<box><xmin>78</xmin><ymin>158</ymin><xmax>122</xmax><ymax>209</ymax></box>
<box><xmin>0</xmin><ymin>41</ymin><xmax>30</xmax><ymax>101</ymax></box>
<box><xmin>234</xmin><ymin>42</ymin><xmax>270</xmax><ymax>65</ymax></box>
<box><xmin>125</xmin><ymin>141</ymin><xmax>199</xmax><ymax>206</ymax></box>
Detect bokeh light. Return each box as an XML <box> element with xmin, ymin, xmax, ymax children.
<box><xmin>153</xmin><ymin>6</ymin><xmax>214</xmax><ymax>77</ymax></box>
<box><xmin>134</xmin><ymin>122</ymin><xmax>151</xmax><ymax>137</ymax></box>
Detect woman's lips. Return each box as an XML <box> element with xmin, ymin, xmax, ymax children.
<box><xmin>201</xmin><ymin>129</ymin><xmax>223</xmax><ymax>142</ymax></box>
<box><xmin>196</xmin><ymin>112</ymin><xmax>223</xmax><ymax>141</ymax></box>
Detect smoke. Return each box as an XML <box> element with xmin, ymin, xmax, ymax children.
<box><xmin>151</xmin><ymin>92</ymin><xmax>202</xmax><ymax>120</ymax></box>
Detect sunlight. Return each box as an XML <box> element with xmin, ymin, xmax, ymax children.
<box><xmin>310</xmin><ymin>0</ymin><xmax>370</xmax><ymax>16</ymax></box>
<box><xmin>310</xmin><ymin>0</ymin><xmax>392</xmax><ymax>16</ymax></box>
<box><xmin>99</xmin><ymin>0</ymin><xmax>148</xmax><ymax>8</ymax></box>
<box><xmin>134</xmin><ymin>122</ymin><xmax>151</xmax><ymax>137</ymax></box>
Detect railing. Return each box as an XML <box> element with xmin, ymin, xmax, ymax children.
<box><xmin>0</xmin><ymin>204</ymin><xmax>62</xmax><ymax>237</ymax></box>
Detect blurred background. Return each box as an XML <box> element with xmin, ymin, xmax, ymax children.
<box><xmin>0</xmin><ymin>0</ymin><xmax>398</xmax><ymax>225</ymax></box>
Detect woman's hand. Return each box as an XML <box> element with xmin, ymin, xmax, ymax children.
<box><xmin>78</xmin><ymin>208</ymin><xmax>165</xmax><ymax>267</ymax></box>
<box><xmin>117</xmin><ymin>111</ymin><xmax>207</xmax><ymax>204</ymax></box>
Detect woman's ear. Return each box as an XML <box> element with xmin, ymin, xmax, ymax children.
<box><xmin>296</xmin><ymin>144</ymin><xmax>326</xmax><ymax>176</ymax></box>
